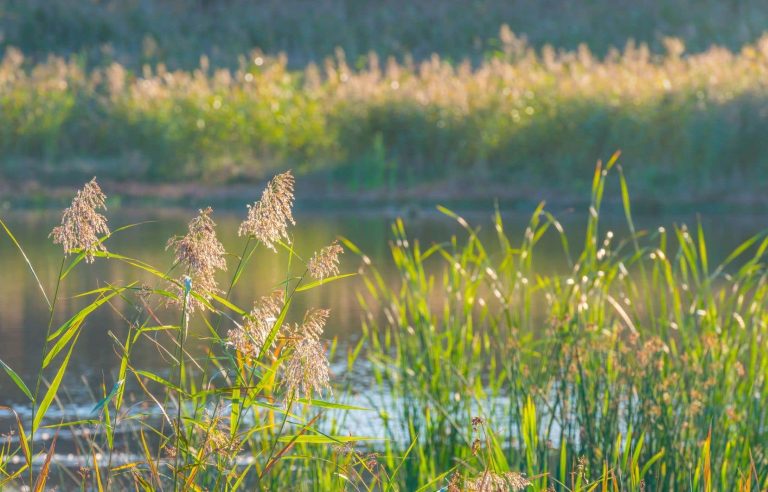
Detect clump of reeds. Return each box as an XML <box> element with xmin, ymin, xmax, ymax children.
<box><xmin>352</xmin><ymin>156</ymin><xmax>768</xmax><ymax>490</ymax></box>
<box><xmin>0</xmin><ymin>169</ymin><xmax>367</xmax><ymax>491</ymax></box>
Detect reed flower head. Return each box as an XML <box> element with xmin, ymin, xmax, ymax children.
<box><xmin>308</xmin><ymin>240</ymin><xmax>343</xmax><ymax>280</ymax></box>
<box><xmin>282</xmin><ymin>308</ymin><xmax>332</xmax><ymax>399</ymax></box>
<box><xmin>238</xmin><ymin>171</ymin><xmax>295</xmax><ymax>252</ymax></box>
<box><xmin>292</xmin><ymin>308</ymin><xmax>330</xmax><ymax>341</ymax></box>
<box><xmin>49</xmin><ymin>178</ymin><xmax>109</xmax><ymax>263</ymax></box>
<box><xmin>464</xmin><ymin>471</ymin><xmax>531</xmax><ymax>491</ymax></box>
<box><xmin>166</xmin><ymin>207</ymin><xmax>227</xmax><ymax>311</ymax></box>
<box><xmin>283</xmin><ymin>336</ymin><xmax>331</xmax><ymax>399</ymax></box>
<box><xmin>226</xmin><ymin>291</ymin><xmax>285</xmax><ymax>358</ymax></box>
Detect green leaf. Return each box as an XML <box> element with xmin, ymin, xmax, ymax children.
<box><xmin>35</xmin><ymin>334</ymin><xmax>79</xmax><ymax>433</ymax></box>
<box><xmin>0</xmin><ymin>358</ymin><xmax>33</xmax><ymax>401</ymax></box>
<box><xmin>295</xmin><ymin>398</ymin><xmax>371</xmax><ymax>411</ymax></box>
<box><xmin>295</xmin><ymin>273</ymin><xmax>357</xmax><ymax>292</ymax></box>
<box><xmin>258</xmin><ymin>297</ymin><xmax>292</xmax><ymax>360</ymax></box>
<box><xmin>43</xmin><ymin>419</ymin><xmax>101</xmax><ymax>428</ymax></box>
<box><xmin>45</xmin><ymin>285</ymin><xmax>133</xmax><ymax>367</ymax></box>
<box><xmin>210</xmin><ymin>293</ymin><xmax>247</xmax><ymax>316</ymax></box>
<box><xmin>134</xmin><ymin>370</ymin><xmax>187</xmax><ymax>396</ymax></box>
<box><xmin>0</xmin><ymin>217</ymin><xmax>50</xmax><ymax>308</ymax></box>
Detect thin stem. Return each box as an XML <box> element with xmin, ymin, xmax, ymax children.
<box><xmin>173</xmin><ymin>287</ymin><xmax>189</xmax><ymax>492</ymax></box>
<box><xmin>30</xmin><ymin>256</ymin><xmax>65</xmax><ymax>487</ymax></box>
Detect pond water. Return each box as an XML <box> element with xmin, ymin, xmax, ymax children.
<box><xmin>0</xmin><ymin>205</ymin><xmax>763</xmax><ymax>412</ymax></box>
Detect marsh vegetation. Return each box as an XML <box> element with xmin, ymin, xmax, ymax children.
<box><xmin>1</xmin><ymin>160</ymin><xmax>766</xmax><ymax>490</ymax></box>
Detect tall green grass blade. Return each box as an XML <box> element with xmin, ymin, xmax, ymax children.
<box><xmin>0</xmin><ymin>217</ymin><xmax>51</xmax><ymax>308</ymax></box>
<box><xmin>0</xmin><ymin>358</ymin><xmax>33</xmax><ymax>401</ymax></box>
<box><xmin>295</xmin><ymin>273</ymin><xmax>357</xmax><ymax>292</ymax></box>
<box><xmin>34</xmin><ymin>334</ymin><xmax>79</xmax><ymax>433</ymax></box>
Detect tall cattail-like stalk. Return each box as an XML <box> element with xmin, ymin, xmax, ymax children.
<box><xmin>49</xmin><ymin>178</ymin><xmax>109</xmax><ymax>263</ymax></box>
<box><xmin>238</xmin><ymin>171</ymin><xmax>295</xmax><ymax>252</ymax></box>
<box><xmin>167</xmin><ymin>207</ymin><xmax>227</xmax><ymax>312</ymax></box>
<box><xmin>307</xmin><ymin>241</ymin><xmax>343</xmax><ymax>280</ymax></box>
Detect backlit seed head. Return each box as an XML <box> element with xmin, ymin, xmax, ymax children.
<box><xmin>166</xmin><ymin>207</ymin><xmax>227</xmax><ymax>312</ymax></box>
<box><xmin>282</xmin><ymin>337</ymin><xmax>331</xmax><ymax>399</ymax></box>
<box><xmin>239</xmin><ymin>171</ymin><xmax>295</xmax><ymax>252</ymax></box>
<box><xmin>308</xmin><ymin>240</ymin><xmax>343</xmax><ymax>280</ymax></box>
<box><xmin>227</xmin><ymin>291</ymin><xmax>285</xmax><ymax>358</ymax></box>
<box><xmin>464</xmin><ymin>471</ymin><xmax>531</xmax><ymax>491</ymax></box>
<box><xmin>50</xmin><ymin>178</ymin><xmax>109</xmax><ymax>263</ymax></box>
<box><xmin>291</xmin><ymin>308</ymin><xmax>330</xmax><ymax>341</ymax></box>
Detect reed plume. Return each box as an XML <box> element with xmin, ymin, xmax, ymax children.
<box><xmin>282</xmin><ymin>337</ymin><xmax>331</xmax><ymax>399</ymax></box>
<box><xmin>166</xmin><ymin>207</ymin><xmax>227</xmax><ymax>311</ymax></box>
<box><xmin>226</xmin><ymin>290</ymin><xmax>284</xmax><ymax>358</ymax></box>
<box><xmin>308</xmin><ymin>240</ymin><xmax>343</xmax><ymax>280</ymax></box>
<box><xmin>49</xmin><ymin>178</ymin><xmax>109</xmax><ymax>263</ymax></box>
<box><xmin>282</xmin><ymin>308</ymin><xmax>332</xmax><ymax>399</ymax></box>
<box><xmin>238</xmin><ymin>171</ymin><xmax>295</xmax><ymax>252</ymax></box>
<box><xmin>464</xmin><ymin>471</ymin><xmax>531</xmax><ymax>491</ymax></box>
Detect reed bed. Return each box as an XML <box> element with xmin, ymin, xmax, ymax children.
<box><xmin>2</xmin><ymin>33</ymin><xmax>768</xmax><ymax>195</ymax></box>
<box><xmin>0</xmin><ymin>172</ymin><xmax>390</xmax><ymax>491</ymax></box>
<box><xmin>2</xmin><ymin>158</ymin><xmax>766</xmax><ymax>490</ymax></box>
<box><xmin>351</xmin><ymin>154</ymin><xmax>768</xmax><ymax>490</ymax></box>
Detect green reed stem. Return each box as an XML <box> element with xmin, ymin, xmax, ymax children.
<box><xmin>173</xmin><ymin>285</ymin><xmax>189</xmax><ymax>492</ymax></box>
<box><xmin>29</xmin><ymin>256</ymin><xmax>65</xmax><ymax>487</ymax></box>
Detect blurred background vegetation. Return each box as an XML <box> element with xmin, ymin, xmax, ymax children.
<box><xmin>0</xmin><ymin>0</ymin><xmax>766</xmax><ymax>202</ymax></box>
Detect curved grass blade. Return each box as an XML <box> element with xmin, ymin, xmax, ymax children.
<box><xmin>45</xmin><ymin>285</ymin><xmax>133</xmax><ymax>367</ymax></box>
<box><xmin>0</xmin><ymin>358</ymin><xmax>33</xmax><ymax>401</ymax></box>
<box><xmin>295</xmin><ymin>273</ymin><xmax>357</xmax><ymax>292</ymax></box>
<box><xmin>34</xmin><ymin>335</ymin><xmax>79</xmax><ymax>433</ymax></box>
<box><xmin>210</xmin><ymin>293</ymin><xmax>247</xmax><ymax>316</ymax></box>
<box><xmin>0</xmin><ymin>406</ymin><xmax>31</xmax><ymax>467</ymax></box>
<box><xmin>134</xmin><ymin>370</ymin><xmax>187</xmax><ymax>396</ymax></box>
<box><xmin>60</xmin><ymin>221</ymin><xmax>154</xmax><ymax>280</ymax></box>
<box><xmin>295</xmin><ymin>398</ymin><xmax>371</xmax><ymax>411</ymax></box>
<box><xmin>0</xmin><ymin>217</ymin><xmax>50</xmax><ymax>308</ymax></box>
<box><xmin>276</xmin><ymin>435</ymin><xmax>382</xmax><ymax>444</ymax></box>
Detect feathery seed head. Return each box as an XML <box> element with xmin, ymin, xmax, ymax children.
<box><xmin>282</xmin><ymin>336</ymin><xmax>331</xmax><ymax>399</ymax></box>
<box><xmin>50</xmin><ymin>178</ymin><xmax>109</xmax><ymax>263</ymax></box>
<box><xmin>226</xmin><ymin>290</ymin><xmax>285</xmax><ymax>358</ymax></box>
<box><xmin>464</xmin><ymin>471</ymin><xmax>531</xmax><ymax>491</ymax></box>
<box><xmin>239</xmin><ymin>171</ymin><xmax>295</xmax><ymax>252</ymax></box>
<box><xmin>308</xmin><ymin>240</ymin><xmax>344</xmax><ymax>280</ymax></box>
<box><xmin>166</xmin><ymin>207</ymin><xmax>227</xmax><ymax>311</ymax></box>
<box><xmin>292</xmin><ymin>308</ymin><xmax>330</xmax><ymax>341</ymax></box>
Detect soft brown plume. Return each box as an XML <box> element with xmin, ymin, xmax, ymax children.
<box><xmin>238</xmin><ymin>171</ymin><xmax>295</xmax><ymax>252</ymax></box>
<box><xmin>308</xmin><ymin>240</ymin><xmax>343</xmax><ymax>280</ymax></box>
<box><xmin>166</xmin><ymin>207</ymin><xmax>227</xmax><ymax>312</ymax></box>
<box><xmin>50</xmin><ymin>178</ymin><xmax>110</xmax><ymax>263</ymax></box>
